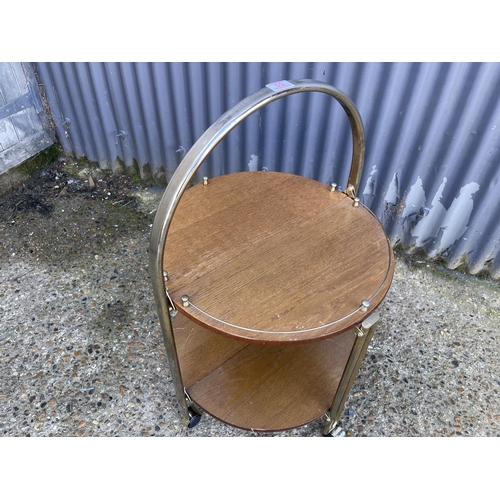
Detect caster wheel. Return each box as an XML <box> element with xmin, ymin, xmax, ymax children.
<box><xmin>187</xmin><ymin>408</ymin><xmax>202</xmax><ymax>428</ymax></box>
<box><xmin>323</xmin><ymin>427</ymin><xmax>346</xmax><ymax>437</ymax></box>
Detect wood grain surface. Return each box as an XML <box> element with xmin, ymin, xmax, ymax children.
<box><xmin>164</xmin><ymin>171</ymin><xmax>394</xmax><ymax>343</ymax></box>
<box><xmin>173</xmin><ymin>312</ymin><xmax>356</xmax><ymax>432</ymax></box>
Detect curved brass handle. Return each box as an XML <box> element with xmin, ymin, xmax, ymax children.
<box><xmin>149</xmin><ymin>79</ymin><xmax>365</xmax><ymax>421</ymax></box>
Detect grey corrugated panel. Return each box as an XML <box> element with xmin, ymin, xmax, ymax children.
<box><xmin>377</xmin><ymin>67</ymin><xmax>496</xmax><ymax>272</ymax></box>
<box><xmin>33</xmin><ymin>62</ymin><xmax>500</xmax><ymax>277</ymax></box>
<box><xmin>35</xmin><ymin>63</ymin><xmax>70</xmax><ymax>153</ymax></box>
<box><xmin>64</xmin><ymin>63</ymin><xmax>99</xmax><ymax>161</ymax></box>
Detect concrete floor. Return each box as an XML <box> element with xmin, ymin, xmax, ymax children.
<box><xmin>1</xmin><ymin>156</ymin><xmax>499</xmax><ymax>437</ymax></box>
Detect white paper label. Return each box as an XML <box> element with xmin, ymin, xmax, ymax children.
<box><xmin>266</xmin><ymin>80</ymin><xmax>295</xmax><ymax>92</ymax></box>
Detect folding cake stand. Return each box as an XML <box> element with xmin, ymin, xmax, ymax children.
<box><xmin>150</xmin><ymin>79</ymin><xmax>394</xmax><ymax>436</ymax></box>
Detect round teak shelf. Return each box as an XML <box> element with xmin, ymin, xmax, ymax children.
<box><xmin>172</xmin><ymin>311</ymin><xmax>357</xmax><ymax>432</ymax></box>
<box><xmin>164</xmin><ymin>171</ymin><xmax>394</xmax><ymax>345</ymax></box>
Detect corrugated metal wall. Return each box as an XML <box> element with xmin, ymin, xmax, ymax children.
<box><xmin>33</xmin><ymin>62</ymin><xmax>500</xmax><ymax>277</ymax></box>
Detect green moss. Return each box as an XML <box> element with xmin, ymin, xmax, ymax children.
<box><xmin>394</xmin><ymin>241</ymin><xmax>497</xmax><ymax>282</ymax></box>
<box><xmin>127</xmin><ymin>158</ymin><xmax>140</xmax><ymax>178</ymax></box>
<box><xmin>61</xmin><ymin>154</ymin><xmax>103</xmax><ymax>178</ymax></box>
<box><xmin>115</xmin><ymin>156</ymin><xmax>127</xmax><ymax>175</ymax></box>
<box><xmin>18</xmin><ymin>144</ymin><xmax>62</xmax><ymax>177</ymax></box>
<box><xmin>154</xmin><ymin>165</ymin><xmax>167</xmax><ymax>184</ymax></box>
<box><xmin>0</xmin><ymin>144</ymin><xmax>63</xmax><ymax>194</ymax></box>
<box><xmin>114</xmin><ymin>156</ymin><xmax>169</xmax><ymax>187</ymax></box>
<box><xmin>141</xmin><ymin>163</ymin><xmax>152</xmax><ymax>180</ymax></box>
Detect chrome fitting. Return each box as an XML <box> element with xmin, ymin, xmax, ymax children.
<box><xmin>163</xmin><ymin>270</ymin><xmax>168</xmax><ymax>281</ymax></box>
<box><xmin>344</xmin><ymin>185</ymin><xmax>356</xmax><ymax>200</ymax></box>
<box><xmin>329</xmin><ymin>426</ymin><xmax>346</xmax><ymax>438</ymax></box>
<box><xmin>361</xmin><ymin>300</ymin><xmax>370</xmax><ymax>312</ymax></box>
<box><xmin>353</xmin><ymin>197</ymin><xmax>360</xmax><ymax>207</ymax></box>
<box><xmin>203</xmin><ymin>177</ymin><xmax>209</xmax><ymax>186</ymax></box>
<box><xmin>355</xmin><ymin>326</ymin><xmax>365</xmax><ymax>338</ymax></box>
<box><xmin>181</xmin><ymin>295</ymin><xmax>190</xmax><ymax>307</ymax></box>
<box><xmin>330</xmin><ymin>182</ymin><xmax>337</xmax><ymax>192</ymax></box>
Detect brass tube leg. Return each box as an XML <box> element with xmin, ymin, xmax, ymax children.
<box><xmin>323</xmin><ymin>312</ymin><xmax>380</xmax><ymax>435</ymax></box>
<box><xmin>159</xmin><ymin>311</ymin><xmax>191</xmax><ymax>425</ymax></box>
<box><xmin>150</xmin><ymin>268</ymin><xmax>191</xmax><ymax>425</ymax></box>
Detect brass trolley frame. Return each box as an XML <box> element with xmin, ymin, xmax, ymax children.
<box><xmin>149</xmin><ymin>79</ymin><xmax>389</xmax><ymax>435</ymax></box>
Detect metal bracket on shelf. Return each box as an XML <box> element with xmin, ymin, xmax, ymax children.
<box><xmin>344</xmin><ymin>184</ymin><xmax>357</xmax><ymax>200</ymax></box>
<box><xmin>164</xmin><ymin>286</ymin><xmax>176</xmax><ymax>312</ymax></box>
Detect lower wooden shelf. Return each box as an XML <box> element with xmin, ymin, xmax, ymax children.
<box><xmin>174</xmin><ymin>312</ymin><xmax>356</xmax><ymax>432</ymax></box>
